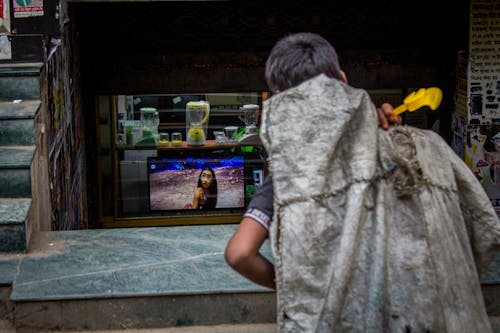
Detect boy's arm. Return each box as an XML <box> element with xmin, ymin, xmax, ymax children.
<box><xmin>225</xmin><ymin>175</ymin><xmax>275</xmax><ymax>289</ymax></box>
<box><xmin>225</xmin><ymin>217</ymin><xmax>275</xmax><ymax>289</ymax></box>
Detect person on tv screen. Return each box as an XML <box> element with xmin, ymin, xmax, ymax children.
<box><xmin>192</xmin><ymin>167</ymin><xmax>218</xmax><ymax>209</ymax></box>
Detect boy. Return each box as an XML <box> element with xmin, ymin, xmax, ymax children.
<box><xmin>225</xmin><ymin>32</ymin><xmax>500</xmax><ymax>332</ymax></box>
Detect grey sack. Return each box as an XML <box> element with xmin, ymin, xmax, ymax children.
<box><xmin>260</xmin><ymin>74</ymin><xmax>500</xmax><ymax>332</ymax></box>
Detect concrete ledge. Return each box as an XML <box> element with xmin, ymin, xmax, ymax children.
<box><xmin>0</xmin><ymin>100</ymin><xmax>40</xmax><ymax>119</ymax></box>
<box><xmin>11</xmin><ymin>227</ymin><xmax>273</xmax><ymax>302</ymax></box>
<box><xmin>15</xmin><ymin>291</ymin><xmax>276</xmax><ymax>332</ymax></box>
<box><xmin>0</xmin><ymin>63</ymin><xmax>43</xmax><ymax>76</ymax></box>
<box><xmin>37</xmin><ymin>323</ymin><xmax>277</xmax><ymax>333</ymax></box>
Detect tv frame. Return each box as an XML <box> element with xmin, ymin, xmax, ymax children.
<box><xmin>146</xmin><ymin>149</ymin><xmax>247</xmax><ymax>213</ymax></box>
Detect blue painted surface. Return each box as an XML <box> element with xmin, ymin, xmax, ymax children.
<box><xmin>11</xmin><ymin>225</ymin><xmax>273</xmax><ymax>301</ymax></box>
<box><xmin>0</xmin><ymin>257</ymin><xmax>20</xmax><ymax>285</ymax></box>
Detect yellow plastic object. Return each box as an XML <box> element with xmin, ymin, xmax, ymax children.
<box><xmin>188</xmin><ymin>127</ymin><xmax>204</xmax><ymax>141</ymax></box>
<box><xmin>392</xmin><ymin>87</ymin><xmax>443</xmax><ymax>116</ymax></box>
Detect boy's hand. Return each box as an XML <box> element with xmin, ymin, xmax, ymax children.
<box><xmin>377</xmin><ymin>103</ymin><xmax>402</xmax><ymax>130</ymax></box>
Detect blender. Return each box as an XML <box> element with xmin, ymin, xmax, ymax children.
<box><xmin>186</xmin><ymin>101</ymin><xmax>210</xmax><ymax>146</ymax></box>
<box><xmin>238</xmin><ymin>104</ymin><xmax>261</xmax><ymax>145</ymax></box>
<box><xmin>136</xmin><ymin>107</ymin><xmax>159</xmax><ymax>146</ymax></box>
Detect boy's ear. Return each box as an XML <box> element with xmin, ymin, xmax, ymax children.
<box><xmin>339</xmin><ymin>70</ymin><xmax>348</xmax><ymax>84</ymax></box>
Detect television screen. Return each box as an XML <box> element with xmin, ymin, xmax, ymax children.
<box><xmin>147</xmin><ymin>152</ymin><xmax>245</xmax><ymax>211</ymax></box>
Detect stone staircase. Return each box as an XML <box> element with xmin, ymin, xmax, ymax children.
<box><xmin>0</xmin><ymin>62</ymin><xmax>43</xmax><ymax>253</ymax></box>
<box><xmin>0</xmin><ymin>62</ymin><xmax>41</xmax><ymax>332</ymax></box>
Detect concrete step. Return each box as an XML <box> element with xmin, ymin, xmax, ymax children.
<box><xmin>0</xmin><ymin>63</ymin><xmax>42</xmax><ymax>101</ymax></box>
<box><xmin>0</xmin><ymin>198</ymin><xmax>30</xmax><ymax>252</ymax></box>
<box><xmin>10</xmin><ymin>226</ymin><xmax>276</xmax><ymax>332</ymax></box>
<box><xmin>0</xmin><ymin>100</ymin><xmax>40</xmax><ymax>146</ymax></box>
<box><xmin>0</xmin><ymin>322</ymin><xmax>279</xmax><ymax>333</ymax></box>
<box><xmin>5</xmin><ymin>225</ymin><xmax>500</xmax><ymax>332</ymax></box>
<box><xmin>0</xmin><ymin>146</ymin><xmax>34</xmax><ymax>198</ymax></box>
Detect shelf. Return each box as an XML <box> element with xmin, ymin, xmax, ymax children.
<box><xmin>116</xmin><ymin>139</ymin><xmax>241</xmax><ymax>150</ymax></box>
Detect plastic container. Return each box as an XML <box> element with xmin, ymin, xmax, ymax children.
<box><xmin>159</xmin><ymin>132</ymin><xmax>169</xmax><ymax>146</ymax></box>
<box><xmin>171</xmin><ymin>132</ymin><xmax>182</xmax><ymax>147</ymax></box>
<box><xmin>186</xmin><ymin>101</ymin><xmax>210</xmax><ymax>146</ymax></box>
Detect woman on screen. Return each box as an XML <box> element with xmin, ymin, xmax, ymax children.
<box><xmin>192</xmin><ymin>167</ymin><xmax>218</xmax><ymax>209</ymax></box>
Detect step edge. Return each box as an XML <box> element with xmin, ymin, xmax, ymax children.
<box><xmin>0</xmin><ymin>62</ymin><xmax>43</xmax><ymax>76</ymax></box>
<box><xmin>10</xmin><ymin>288</ymin><xmax>275</xmax><ymax>302</ymax></box>
<box><xmin>0</xmin><ymin>100</ymin><xmax>41</xmax><ymax>119</ymax></box>
<box><xmin>0</xmin><ymin>158</ymin><xmax>34</xmax><ymax>169</ymax></box>
<box><xmin>0</xmin><ymin>220</ymin><xmax>26</xmax><ymax>227</ymax></box>
<box><xmin>0</xmin><ymin>146</ymin><xmax>36</xmax><ymax>162</ymax></box>
<box><xmin>0</xmin><ymin>198</ymin><xmax>31</xmax><ymax>225</ymax></box>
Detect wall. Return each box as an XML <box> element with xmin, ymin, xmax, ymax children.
<box><xmin>44</xmin><ymin>15</ymin><xmax>87</xmax><ymax>230</ymax></box>
<box><xmin>28</xmin><ymin>67</ymin><xmax>52</xmax><ymax>239</ymax></box>
<box><xmin>454</xmin><ymin>0</ymin><xmax>500</xmax><ymax>214</ymax></box>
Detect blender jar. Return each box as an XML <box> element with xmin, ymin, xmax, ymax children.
<box><xmin>140</xmin><ymin>107</ymin><xmax>159</xmax><ymax>143</ymax></box>
<box><xmin>239</xmin><ymin>104</ymin><xmax>259</xmax><ymax>135</ymax></box>
<box><xmin>186</xmin><ymin>101</ymin><xmax>210</xmax><ymax>146</ymax></box>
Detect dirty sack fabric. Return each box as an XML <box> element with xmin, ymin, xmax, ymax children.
<box><xmin>260</xmin><ymin>74</ymin><xmax>500</xmax><ymax>333</ymax></box>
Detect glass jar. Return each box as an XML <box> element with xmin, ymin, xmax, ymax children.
<box><xmin>171</xmin><ymin>132</ymin><xmax>182</xmax><ymax>147</ymax></box>
<box><xmin>140</xmin><ymin>107</ymin><xmax>159</xmax><ymax>141</ymax></box>
<box><xmin>186</xmin><ymin>101</ymin><xmax>210</xmax><ymax>146</ymax></box>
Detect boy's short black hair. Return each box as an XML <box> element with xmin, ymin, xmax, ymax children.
<box><xmin>265</xmin><ymin>32</ymin><xmax>343</xmax><ymax>93</ymax></box>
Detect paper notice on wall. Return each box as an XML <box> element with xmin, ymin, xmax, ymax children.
<box><xmin>0</xmin><ymin>0</ymin><xmax>10</xmax><ymax>33</ymax></box>
<box><xmin>13</xmin><ymin>0</ymin><xmax>43</xmax><ymax>18</ymax></box>
<box><xmin>452</xmin><ymin>113</ymin><xmax>468</xmax><ymax>159</ymax></box>
<box><xmin>464</xmin><ymin>125</ymin><xmax>500</xmax><ymax>210</ymax></box>
<box><xmin>468</xmin><ymin>0</ymin><xmax>500</xmax><ymax>124</ymax></box>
